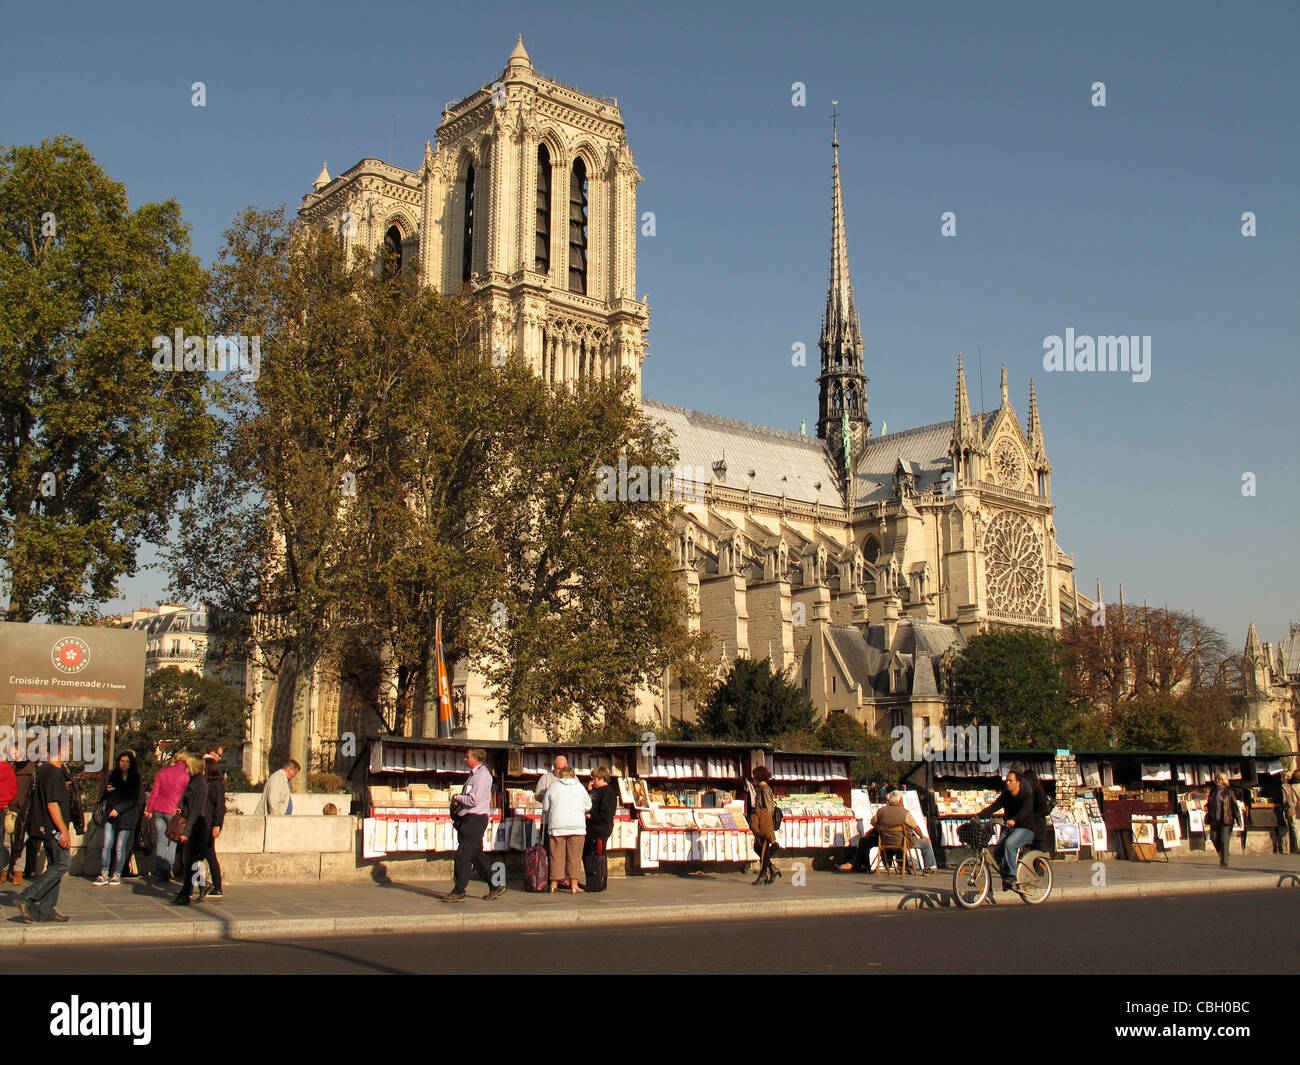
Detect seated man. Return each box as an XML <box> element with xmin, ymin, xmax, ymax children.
<box><xmin>978</xmin><ymin>769</ymin><xmax>1037</xmax><ymax>890</ymax></box>
<box><xmin>838</xmin><ymin>791</ymin><xmax>938</xmax><ymax>874</ymax></box>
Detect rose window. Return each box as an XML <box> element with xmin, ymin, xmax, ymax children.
<box><xmin>993</xmin><ymin>438</ymin><xmax>1025</xmax><ymax>490</ymax></box>
<box><xmin>984</xmin><ymin>511</ymin><xmax>1046</xmax><ymax>615</ymax></box>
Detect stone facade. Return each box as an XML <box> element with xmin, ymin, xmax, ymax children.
<box><xmin>258</xmin><ymin>39</ymin><xmax>1085</xmax><ymax>774</ymax></box>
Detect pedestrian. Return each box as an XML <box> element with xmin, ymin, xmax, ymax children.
<box><xmin>201</xmin><ymin>753</ymin><xmax>226</xmax><ymax>899</ymax></box>
<box><xmin>1283</xmin><ymin>771</ymin><xmax>1300</xmax><ymax>855</ymax></box>
<box><xmin>444</xmin><ymin>748</ymin><xmax>502</xmax><ymax>903</ymax></box>
<box><xmin>585</xmin><ymin>766</ymin><xmax>618</xmax><ymax>856</ymax></box>
<box><xmin>169</xmin><ymin>756</ymin><xmax>210</xmax><ymax>906</ymax></box>
<box><xmin>749</xmin><ymin>766</ymin><xmax>780</xmax><ymax>886</ymax></box>
<box><xmin>255</xmin><ymin>758</ymin><xmax>299</xmax><ymax>815</ymax></box>
<box><xmin>543</xmin><ymin>766</ymin><xmax>590</xmax><ymax>894</ymax></box>
<box><xmin>0</xmin><ymin>753</ymin><xmax>16</xmax><ymax>877</ymax></box>
<box><xmin>92</xmin><ymin>751</ymin><xmax>141</xmax><ymax>885</ymax></box>
<box><xmin>14</xmin><ymin>738</ymin><xmax>74</xmax><ymax>924</ymax></box>
<box><xmin>143</xmin><ymin>750</ymin><xmax>190</xmax><ymax>883</ymax></box>
<box><xmin>2</xmin><ymin>754</ymin><xmax>38</xmax><ymax>886</ymax></box>
<box><xmin>1206</xmin><ymin>772</ymin><xmax>1241</xmax><ymax>867</ymax></box>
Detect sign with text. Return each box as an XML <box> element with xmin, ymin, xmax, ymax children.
<box><xmin>0</xmin><ymin>622</ymin><xmax>146</xmax><ymax>709</ymax></box>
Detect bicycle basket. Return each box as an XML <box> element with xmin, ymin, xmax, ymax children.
<box><xmin>957</xmin><ymin>820</ymin><xmax>995</xmax><ymax>849</ymax></box>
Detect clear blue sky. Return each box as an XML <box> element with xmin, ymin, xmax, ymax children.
<box><xmin>2</xmin><ymin>0</ymin><xmax>1296</xmax><ymax>649</ymax></box>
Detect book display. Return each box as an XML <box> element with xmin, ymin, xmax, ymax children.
<box><xmin>362</xmin><ymin>739</ymin><xmax>510</xmax><ymax>859</ymax></box>
<box><xmin>772</xmin><ymin>792</ymin><xmax>857</xmax><ymax>850</ymax></box>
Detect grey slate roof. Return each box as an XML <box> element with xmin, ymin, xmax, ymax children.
<box><xmin>828</xmin><ymin>619</ymin><xmax>963</xmax><ymax>699</ymax></box>
<box><xmin>1282</xmin><ymin>628</ymin><xmax>1300</xmax><ymax>679</ymax></box>
<box><xmin>642</xmin><ymin>398</ymin><xmax>844</xmax><ymax>508</ymax></box>
<box><xmin>852</xmin><ymin>412</ymin><xmax>994</xmax><ymax>505</ymax></box>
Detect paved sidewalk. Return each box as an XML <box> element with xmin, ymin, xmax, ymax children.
<box><xmin>2</xmin><ymin>852</ymin><xmax>1297</xmax><ymax>946</ymax></box>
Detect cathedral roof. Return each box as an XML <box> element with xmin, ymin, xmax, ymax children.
<box><xmin>642</xmin><ymin>398</ymin><xmax>844</xmax><ymax>508</ymax></box>
<box><xmin>852</xmin><ymin>413</ymin><xmax>995</xmax><ymax>504</ymax></box>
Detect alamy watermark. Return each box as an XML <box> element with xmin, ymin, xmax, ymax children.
<box><xmin>596</xmin><ymin>458</ymin><xmax>711</xmax><ymax>503</ymax></box>
<box><xmin>1042</xmin><ymin>328</ymin><xmax>1150</xmax><ymax>383</ymax></box>
<box><xmin>891</xmin><ymin>724</ymin><xmax>999</xmax><ymax>771</ymax></box>
<box><xmin>1</xmin><ymin>721</ymin><xmax>105</xmax><ymax>771</ymax></box>
<box><xmin>151</xmin><ymin>329</ymin><xmax>261</xmax><ymax>382</ymax></box>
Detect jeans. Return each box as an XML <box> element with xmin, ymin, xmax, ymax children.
<box><xmin>20</xmin><ymin>835</ymin><xmax>71</xmax><ymax>919</ymax></box>
<box><xmin>99</xmin><ymin>815</ymin><xmax>136</xmax><ymax>875</ymax></box>
<box><xmin>452</xmin><ymin>813</ymin><xmax>494</xmax><ymax>894</ymax></box>
<box><xmin>995</xmin><ymin>826</ymin><xmax>1034</xmax><ymax>880</ymax></box>
<box><xmin>152</xmin><ymin>812</ymin><xmax>177</xmax><ymax>877</ymax></box>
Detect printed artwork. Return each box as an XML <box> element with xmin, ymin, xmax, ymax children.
<box><xmin>631</xmin><ymin>779</ymin><xmax>651</xmax><ymax>809</ymax></box>
<box><xmin>1054</xmin><ymin>820</ymin><xmax>1080</xmax><ymax>851</ymax></box>
<box><xmin>1132</xmin><ymin>819</ymin><xmax>1156</xmax><ymax>846</ymax></box>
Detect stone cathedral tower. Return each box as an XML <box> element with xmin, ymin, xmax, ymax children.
<box><xmin>299</xmin><ymin>37</ymin><xmax>650</xmax><ymax>392</ymax></box>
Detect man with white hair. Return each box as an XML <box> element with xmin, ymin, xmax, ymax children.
<box><xmin>534</xmin><ymin>754</ymin><xmax>569</xmax><ymax>800</ymax></box>
<box><xmin>839</xmin><ymin>790</ymin><xmax>938</xmax><ymax>874</ymax></box>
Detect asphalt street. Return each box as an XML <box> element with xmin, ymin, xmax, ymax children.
<box><xmin>7</xmin><ymin>887</ymin><xmax>1296</xmax><ymax>975</ymax></box>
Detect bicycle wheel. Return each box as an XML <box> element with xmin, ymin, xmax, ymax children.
<box><xmin>953</xmin><ymin>854</ymin><xmax>990</xmax><ymax>908</ymax></box>
<box><xmin>1015</xmin><ymin>852</ymin><xmax>1053</xmax><ymax>905</ymax></box>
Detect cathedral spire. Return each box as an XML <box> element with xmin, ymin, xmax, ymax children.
<box><xmin>817</xmin><ymin>107</ymin><xmax>869</xmax><ymax>464</ymax></box>
<box><xmin>1027</xmin><ymin>379</ymin><xmax>1047</xmax><ymax>460</ymax></box>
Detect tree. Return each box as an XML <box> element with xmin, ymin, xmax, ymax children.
<box><xmin>173</xmin><ymin>208</ymin><xmax>711</xmax><ymax>758</ymax></box>
<box><xmin>122</xmin><ymin>667</ymin><xmax>249</xmax><ymax>778</ymax></box>
<box><xmin>1111</xmin><ymin>693</ymin><xmax>1197</xmax><ymax>751</ymax></box>
<box><xmin>816</xmin><ymin>711</ymin><xmax>890</xmax><ymax>785</ymax></box>
<box><xmin>950</xmin><ymin>629</ymin><xmax>1074</xmax><ymax>748</ymax></box>
<box><xmin>479</xmin><ymin>372</ymin><xmax>713</xmax><ymax>737</ymax></box>
<box><xmin>0</xmin><ymin>137</ymin><xmax>214</xmax><ymax>621</ymax></box>
<box><xmin>1060</xmin><ymin>604</ymin><xmax>1231</xmax><ymax>710</ymax></box>
<box><xmin>696</xmin><ymin>658</ymin><xmax>815</xmax><ymax>743</ymax></box>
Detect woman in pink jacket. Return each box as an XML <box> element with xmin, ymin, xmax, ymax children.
<box><xmin>143</xmin><ymin>751</ymin><xmax>191</xmax><ymax>883</ymax></box>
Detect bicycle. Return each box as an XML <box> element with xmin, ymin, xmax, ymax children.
<box><xmin>952</xmin><ymin>817</ymin><xmax>1052</xmax><ymax>908</ymax></box>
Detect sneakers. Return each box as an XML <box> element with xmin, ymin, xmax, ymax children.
<box><xmin>205</xmin><ymin>890</ymin><xmax>224</xmax><ymax>898</ymax></box>
<box><xmin>483</xmin><ymin>886</ymin><xmax>507</xmax><ymax>901</ymax></box>
<box><xmin>109</xmin><ymin>874</ymin><xmax>121</xmax><ymax>886</ymax></box>
<box><xmin>442</xmin><ymin>892</ymin><xmax>467</xmax><ymax>903</ymax></box>
<box><xmin>93</xmin><ymin>872</ymin><xmax>110</xmax><ymax>886</ymax></box>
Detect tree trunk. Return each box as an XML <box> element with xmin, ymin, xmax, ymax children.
<box><xmin>289</xmin><ymin>647</ymin><xmax>317</xmax><ymax>791</ymax></box>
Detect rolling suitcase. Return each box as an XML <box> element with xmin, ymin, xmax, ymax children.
<box><xmin>583</xmin><ymin>846</ymin><xmax>608</xmax><ymax>892</ymax></box>
<box><xmin>524</xmin><ymin>829</ymin><xmax>550</xmax><ymax>892</ymax></box>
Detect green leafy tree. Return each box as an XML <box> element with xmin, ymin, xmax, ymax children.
<box><xmin>122</xmin><ymin>667</ymin><xmax>249</xmax><ymax>778</ymax></box>
<box><xmin>950</xmin><ymin>629</ymin><xmax>1074</xmax><ymax>747</ymax></box>
<box><xmin>696</xmin><ymin>658</ymin><xmax>815</xmax><ymax>743</ymax></box>
<box><xmin>1111</xmin><ymin>693</ymin><xmax>1197</xmax><ymax>751</ymax></box>
<box><xmin>0</xmin><ymin>137</ymin><xmax>214</xmax><ymax>621</ymax></box>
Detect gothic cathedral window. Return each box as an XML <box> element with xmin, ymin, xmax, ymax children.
<box><xmin>535</xmin><ymin>145</ymin><xmax>551</xmax><ymax>274</ymax></box>
<box><xmin>382</xmin><ymin>225</ymin><xmax>403</xmax><ymax>278</ymax></box>
<box><xmin>569</xmin><ymin>157</ymin><xmax>588</xmax><ymax>294</ymax></box>
<box><xmin>461</xmin><ymin>164</ymin><xmax>476</xmax><ymax>283</ymax></box>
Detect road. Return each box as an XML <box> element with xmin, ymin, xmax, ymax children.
<box><xmin>6</xmin><ymin>888</ymin><xmax>1296</xmax><ymax>975</ymax></box>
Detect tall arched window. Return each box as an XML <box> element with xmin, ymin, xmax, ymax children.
<box><xmin>461</xmin><ymin>164</ymin><xmax>476</xmax><ymax>283</ymax></box>
<box><xmin>382</xmin><ymin>225</ymin><xmax>403</xmax><ymax>277</ymax></box>
<box><xmin>568</xmin><ymin>157</ymin><xmax>588</xmax><ymax>294</ymax></box>
<box><xmin>535</xmin><ymin>145</ymin><xmax>551</xmax><ymax>274</ymax></box>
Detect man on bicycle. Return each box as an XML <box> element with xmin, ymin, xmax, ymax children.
<box><xmin>978</xmin><ymin>769</ymin><xmax>1038</xmax><ymax>890</ymax></box>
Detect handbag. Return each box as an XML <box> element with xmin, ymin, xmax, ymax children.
<box><xmin>165</xmin><ymin>812</ymin><xmax>187</xmax><ymax>843</ymax></box>
<box><xmin>92</xmin><ymin>800</ymin><xmax>108</xmax><ymax>828</ymax></box>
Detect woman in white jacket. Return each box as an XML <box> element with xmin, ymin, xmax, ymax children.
<box><xmin>542</xmin><ymin>768</ymin><xmax>592</xmax><ymax>893</ymax></box>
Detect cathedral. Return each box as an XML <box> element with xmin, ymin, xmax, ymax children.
<box><xmin>270</xmin><ymin>38</ymin><xmax>1084</xmax><ymax>764</ymax></box>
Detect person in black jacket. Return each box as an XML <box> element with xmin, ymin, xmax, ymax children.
<box><xmin>170</xmin><ymin>756</ymin><xmax>210</xmax><ymax>906</ymax></box>
<box><xmin>93</xmin><ymin>751</ymin><xmax>141</xmax><ymax>886</ymax></box>
<box><xmin>978</xmin><ymin>769</ymin><xmax>1037</xmax><ymax>890</ymax></box>
<box><xmin>201</xmin><ymin>752</ymin><xmax>226</xmax><ymax>898</ymax></box>
<box><xmin>585</xmin><ymin>766</ymin><xmax>619</xmax><ymax>855</ymax></box>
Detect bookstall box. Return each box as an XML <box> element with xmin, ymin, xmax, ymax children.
<box><xmin>768</xmin><ymin>752</ymin><xmax>858</xmax><ymax>859</ymax></box>
<box><xmin>359</xmin><ymin>739</ymin><xmax>636</xmax><ymax>867</ymax></box>
<box><xmin>627</xmin><ymin>745</ymin><xmax>750</xmax><ymax>869</ymax></box>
